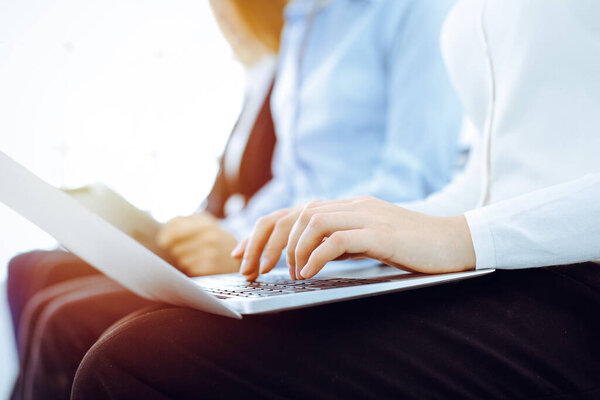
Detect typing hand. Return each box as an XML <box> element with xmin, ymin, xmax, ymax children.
<box><xmin>232</xmin><ymin>197</ymin><xmax>476</xmax><ymax>281</ymax></box>
<box><xmin>157</xmin><ymin>212</ymin><xmax>240</xmax><ymax>277</ymax></box>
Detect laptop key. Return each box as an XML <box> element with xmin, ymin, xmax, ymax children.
<box><xmin>197</xmin><ymin>276</ymin><xmax>393</xmax><ymax>299</ymax></box>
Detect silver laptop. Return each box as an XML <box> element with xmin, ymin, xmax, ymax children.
<box><xmin>0</xmin><ymin>151</ymin><xmax>494</xmax><ymax>319</ymax></box>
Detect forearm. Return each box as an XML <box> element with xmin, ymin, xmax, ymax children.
<box><xmin>465</xmin><ymin>173</ymin><xmax>600</xmax><ymax>270</ymax></box>
<box><xmin>443</xmin><ymin>215</ymin><xmax>477</xmax><ymax>271</ymax></box>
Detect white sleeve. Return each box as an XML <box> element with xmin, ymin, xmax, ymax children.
<box><xmin>401</xmin><ymin>119</ymin><xmax>482</xmax><ymax>216</ymax></box>
<box><xmin>465</xmin><ymin>173</ymin><xmax>600</xmax><ymax>270</ymax></box>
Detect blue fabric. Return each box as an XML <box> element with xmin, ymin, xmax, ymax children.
<box><xmin>224</xmin><ymin>0</ymin><xmax>461</xmax><ymax>239</ymax></box>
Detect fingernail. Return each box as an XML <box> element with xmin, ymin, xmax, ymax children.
<box><xmin>231</xmin><ymin>243</ymin><xmax>243</xmax><ymax>257</ymax></box>
<box><xmin>259</xmin><ymin>258</ymin><xmax>270</xmax><ymax>274</ymax></box>
<box><xmin>240</xmin><ymin>259</ymin><xmax>251</xmax><ymax>274</ymax></box>
<box><xmin>300</xmin><ymin>266</ymin><xmax>312</xmax><ymax>279</ymax></box>
<box><xmin>286</xmin><ymin>254</ymin><xmax>295</xmax><ymax>269</ymax></box>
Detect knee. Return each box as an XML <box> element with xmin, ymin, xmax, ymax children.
<box><xmin>7</xmin><ymin>251</ymin><xmax>47</xmax><ymax>328</ymax></box>
<box><xmin>32</xmin><ymin>294</ymin><xmax>98</xmax><ymax>363</ymax></box>
<box><xmin>75</xmin><ymin>306</ymin><xmax>236</xmax><ymax>385</ymax></box>
<box><xmin>72</xmin><ymin>307</ymin><xmax>191</xmax><ymax>400</ymax></box>
<box><xmin>15</xmin><ymin>296</ymin><xmax>92</xmax><ymax>400</ymax></box>
<box><xmin>7</xmin><ymin>251</ymin><xmax>42</xmax><ymax>294</ymax></box>
<box><xmin>71</xmin><ymin>325</ymin><xmax>131</xmax><ymax>400</ymax></box>
<box><xmin>6</xmin><ymin>250</ymin><xmax>71</xmax><ymax>306</ymax></box>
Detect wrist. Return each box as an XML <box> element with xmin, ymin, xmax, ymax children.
<box><xmin>444</xmin><ymin>215</ymin><xmax>476</xmax><ymax>271</ymax></box>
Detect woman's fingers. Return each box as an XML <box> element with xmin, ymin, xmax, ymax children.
<box><xmin>299</xmin><ymin>229</ymin><xmax>371</xmax><ymax>279</ymax></box>
<box><xmin>230</xmin><ymin>238</ymin><xmax>247</xmax><ymax>259</ymax></box>
<box><xmin>293</xmin><ymin>212</ymin><xmax>362</xmax><ymax>279</ymax></box>
<box><xmin>234</xmin><ymin>197</ymin><xmax>474</xmax><ymax>280</ymax></box>
<box><xmin>286</xmin><ymin>201</ymin><xmax>365</xmax><ymax>270</ymax></box>
<box><xmin>236</xmin><ymin>197</ymin><xmax>377</xmax><ymax>280</ymax></box>
<box><xmin>259</xmin><ymin>212</ymin><xmax>300</xmax><ymax>274</ymax></box>
<box><xmin>239</xmin><ymin>209</ymin><xmax>291</xmax><ymax>277</ymax></box>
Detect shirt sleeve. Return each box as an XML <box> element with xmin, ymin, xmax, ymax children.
<box><xmin>400</xmin><ymin>118</ymin><xmax>482</xmax><ymax>216</ymax></box>
<box><xmin>464</xmin><ymin>173</ymin><xmax>600</xmax><ymax>270</ymax></box>
<box><xmin>337</xmin><ymin>0</ymin><xmax>463</xmax><ymax>202</ymax></box>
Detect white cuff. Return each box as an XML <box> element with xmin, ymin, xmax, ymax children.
<box><xmin>464</xmin><ymin>208</ymin><xmax>497</xmax><ymax>270</ymax></box>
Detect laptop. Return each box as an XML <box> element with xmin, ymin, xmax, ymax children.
<box><xmin>0</xmin><ymin>151</ymin><xmax>494</xmax><ymax>319</ymax></box>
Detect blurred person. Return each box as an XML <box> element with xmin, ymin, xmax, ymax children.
<box><xmin>7</xmin><ymin>0</ymin><xmax>284</xmax><ymax>399</ymax></box>
<box><xmin>7</xmin><ymin>0</ymin><xmax>462</xmax><ymax>399</ymax></box>
<box><xmin>160</xmin><ymin>0</ymin><xmax>462</xmax><ymax>277</ymax></box>
<box><xmin>68</xmin><ymin>1</ymin><xmax>600</xmax><ymax>399</ymax></box>
<box><xmin>163</xmin><ymin>0</ymin><xmax>288</xmax><ymax>276</ymax></box>
<box><xmin>7</xmin><ymin>0</ymin><xmax>285</xmax><ymax>341</ymax></box>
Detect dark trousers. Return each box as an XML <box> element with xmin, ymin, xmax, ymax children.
<box><xmin>6</xmin><ymin>250</ymin><xmax>99</xmax><ymax>346</ymax></box>
<box><xmin>6</xmin><ymin>251</ymin><xmax>154</xmax><ymax>400</ymax></box>
<box><xmin>67</xmin><ymin>263</ymin><xmax>600</xmax><ymax>400</ymax></box>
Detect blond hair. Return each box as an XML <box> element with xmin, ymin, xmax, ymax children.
<box><xmin>230</xmin><ymin>0</ymin><xmax>287</xmax><ymax>53</ymax></box>
<box><xmin>210</xmin><ymin>0</ymin><xmax>288</xmax><ymax>66</ymax></box>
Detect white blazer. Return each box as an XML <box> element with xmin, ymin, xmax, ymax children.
<box><xmin>406</xmin><ymin>0</ymin><xmax>600</xmax><ymax>269</ymax></box>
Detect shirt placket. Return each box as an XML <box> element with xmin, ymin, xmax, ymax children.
<box><xmin>289</xmin><ymin>1</ymin><xmax>322</xmax><ymax>203</ymax></box>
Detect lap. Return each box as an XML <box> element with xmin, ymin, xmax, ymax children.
<box><xmin>73</xmin><ymin>263</ymin><xmax>600</xmax><ymax>400</ymax></box>
<box><xmin>16</xmin><ymin>274</ymin><xmax>109</xmax><ymax>355</ymax></box>
<box><xmin>6</xmin><ymin>250</ymin><xmax>154</xmax><ymax>400</ymax></box>
<box><xmin>7</xmin><ymin>250</ymin><xmax>99</xmax><ymax>340</ymax></box>
<box><xmin>12</xmin><ymin>277</ymin><xmax>154</xmax><ymax>400</ymax></box>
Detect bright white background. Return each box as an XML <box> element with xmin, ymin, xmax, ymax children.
<box><xmin>0</xmin><ymin>0</ymin><xmax>246</xmax><ymax>397</ymax></box>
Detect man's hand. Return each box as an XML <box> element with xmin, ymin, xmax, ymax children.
<box><xmin>232</xmin><ymin>197</ymin><xmax>476</xmax><ymax>281</ymax></box>
<box><xmin>157</xmin><ymin>212</ymin><xmax>240</xmax><ymax>276</ymax></box>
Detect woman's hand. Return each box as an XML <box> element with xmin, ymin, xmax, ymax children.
<box><xmin>157</xmin><ymin>213</ymin><xmax>241</xmax><ymax>277</ymax></box>
<box><xmin>232</xmin><ymin>196</ymin><xmax>476</xmax><ymax>281</ymax></box>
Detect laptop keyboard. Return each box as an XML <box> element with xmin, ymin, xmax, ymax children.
<box><xmin>196</xmin><ymin>275</ymin><xmax>392</xmax><ymax>299</ymax></box>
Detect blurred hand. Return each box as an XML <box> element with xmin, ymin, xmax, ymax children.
<box><xmin>232</xmin><ymin>196</ymin><xmax>476</xmax><ymax>281</ymax></box>
<box><xmin>157</xmin><ymin>212</ymin><xmax>240</xmax><ymax>276</ymax></box>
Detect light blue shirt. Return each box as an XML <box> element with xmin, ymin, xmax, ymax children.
<box><xmin>224</xmin><ymin>0</ymin><xmax>461</xmax><ymax>238</ymax></box>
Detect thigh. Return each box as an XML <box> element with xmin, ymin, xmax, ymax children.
<box><xmin>6</xmin><ymin>250</ymin><xmax>99</xmax><ymax>339</ymax></box>
<box><xmin>72</xmin><ymin>263</ymin><xmax>600</xmax><ymax>400</ymax></box>
<box><xmin>12</xmin><ymin>276</ymin><xmax>117</xmax><ymax>400</ymax></box>
<box><xmin>15</xmin><ymin>281</ymin><xmax>155</xmax><ymax>400</ymax></box>
<box><xmin>16</xmin><ymin>275</ymin><xmax>109</xmax><ymax>357</ymax></box>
